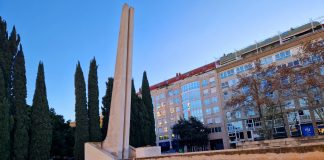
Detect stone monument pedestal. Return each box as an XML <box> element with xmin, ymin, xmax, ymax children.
<box><xmin>85</xmin><ymin>142</ymin><xmax>161</xmax><ymax>160</ymax></box>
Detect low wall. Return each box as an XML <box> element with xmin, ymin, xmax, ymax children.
<box><xmin>137</xmin><ymin>143</ymin><xmax>324</xmax><ymax>160</ymax></box>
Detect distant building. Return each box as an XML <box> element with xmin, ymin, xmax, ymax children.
<box><xmin>69</xmin><ymin>114</ymin><xmax>104</xmax><ymax>128</ymax></box>
<box><xmin>150</xmin><ymin>21</ymin><xmax>324</xmax><ymax>151</ymax></box>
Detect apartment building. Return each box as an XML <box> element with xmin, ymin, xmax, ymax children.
<box><xmin>150</xmin><ymin>21</ymin><xmax>324</xmax><ymax>151</ymax></box>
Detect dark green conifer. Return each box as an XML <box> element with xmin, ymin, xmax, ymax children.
<box><xmin>101</xmin><ymin>77</ymin><xmax>113</xmax><ymax>140</ymax></box>
<box><xmin>0</xmin><ymin>67</ymin><xmax>10</xmax><ymax>160</ymax></box>
<box><xmin>74</xmin><ymin>62</ymin><xmax>89</xmax><ymax>160</ymax></box>
<box><xmin>5</xmin><ymin>26</ymin><xmax>20</xmax><ymax>98</ymax></box>
<box><xmin>88</xmin><ymin>58</ymin><xmax>101</xmax><ymax>142</ymax></box>
<box><xmin>29</xmin><ymin>62</ymin><xmax>52</xmax><ymax>160</ymax></box>
<box><xmin>141</xmin><ymin>71</ymin><xmax>156</xmax><ymax>146</ymax></box>
<box><xmin>12</xmin><ymin>45</ymin><xmax>29</xmax><ymax>160</ymax></box>
<box><xmin>130</xmin><ymin>80</ymin><xmax>140</xmax><ymax>147</ymax></box>
<box><xmin>0</xmin><ymin>17</ymin><xmax>8</xmax><ymax>82</ymax></box>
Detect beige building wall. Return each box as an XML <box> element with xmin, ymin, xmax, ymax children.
<box><xmin>150</xmin><ymin>26</ymin><xmax>324</xmax><ymax>151</ymax></box>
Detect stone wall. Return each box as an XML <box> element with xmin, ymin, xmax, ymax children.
<box><xmin>137</xmin><ymin>143</ymin><xmax>324</xmax><ymax>160</ymax></box>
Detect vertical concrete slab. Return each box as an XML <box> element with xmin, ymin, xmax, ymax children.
<box><xmin>102</xmin><ymin>3</ymin><xmax>133</xmax><ymax>159</ymax></box>
<box><xmin>122</xmin><ymin>6</ymin><xmax>134</xmax><ymax>159</ymax></box>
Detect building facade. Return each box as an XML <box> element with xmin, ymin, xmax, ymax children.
<box><xmin>150</xmin><ymin>21</ymin><xmax>324</xmax><ymax>151</ymax></box>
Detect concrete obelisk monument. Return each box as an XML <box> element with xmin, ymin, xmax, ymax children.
<box><xmin>102</xmin><ymin>3</ymin><xmax>134</xmax><ymax>160</ymax></box>
<box><xmin>85</xmin><ymin>4</ymin><xmax>160</xmax><ymax>160</ymax></box>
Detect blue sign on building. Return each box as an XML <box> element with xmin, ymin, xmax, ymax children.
<box><xmin>301</xmin><ymin>124</ymin><xmax>315</xmax><ymax>137</ymax></box>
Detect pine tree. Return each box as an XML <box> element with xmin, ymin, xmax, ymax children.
<box><xmin>141</xmin><ymin>71</ymin><xmax>156</xmax><ymax>146</ymax></box>
<box><xmin>101</xmin><ymin>77</ymin><xmax>113</xmax><ymax>140</ymax></box>
<box><xmin>87</xmin><ymin>58</ymin><xmax>101</xmax><ymax>142</ymax></box>
<box><xmin>74</xmin><ymin>62</ymin><xmax>89</xmax><ymax>160</ymax></box>
<box><xmin>29</xmin><ymin>62</ymin><xmax>52</xmax><ymax>160</ymax></box>
<box><xmin>12</xmin><ymin>45</ymin><xmax>29</xmax><ymax>160</ymax></box>
<box><xmin>0</xmin><ymin>67</ymin><xmax>10</xmax><ymax>160</ymax></box>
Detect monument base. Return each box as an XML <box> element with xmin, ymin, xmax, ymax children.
<box><xmin>85</xmin><ymin>142</ymin><xmax>161</xmax><ymax>160</ymax></box>
<box><xmin>85</xmin><ymin>143</ymin><xmax>117</xmax><ymax>160</ymax></box>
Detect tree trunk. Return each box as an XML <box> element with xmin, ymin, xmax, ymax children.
<box><xmin>310</xmin><ymin>109</ymin><xmax>319</xmax><ymax>136</ymax></box>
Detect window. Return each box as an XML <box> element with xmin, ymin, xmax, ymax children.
<box><xmin>203</xmin><ymin>89</ymin><xmax>209</xmax><ymax>96</ymax></box>
<box><xmin>202</xmin><ymin>80</ymin><xmax>208</xmax><ymax>87</ymax></box>
<box><xmin>228</xmin><ymin>79</ymin><xmax>238</xmax><ymax>87</ymax></box>
<box><xmin>168</xmin><ymin>90</ymin><xmax>173</xmax><ymax>96</ymax></box>
<box><xmin>209</xmin><ymin>77</ymin><xmax>216</xmax><ymax>84</ymax></box>
<box><xmin>220</xmin><ymin>69</ymin><xmax>234</xmax><ymax>79</ymax></box>
<box><xmin>227</xmin><ymin>121</ymin><xmax>243</xmax><ymax>132</ymax></box>
<box><xmin>213</xmin><ymin>106</ymin><xmax>220</xmax><ymax>113</ymax></box>
<box><xmin>205</xmin><ymin>108</ymin><xmax>212</xmax><ymax>115</ymax></box>
<box><xmin>247</xmin><ymin>108</ymin><xmax>255</xmax><ymax>116</ymax></box>
<box><xmin>163</xmin><ymin>127</ymin><xmax>168</xmax><ymax>132</ymax></box>
<box><xmin>215</xmin><ymin>127</ymin><xmax>222</xmax><ymax>132</ymax></box>
<box><xmin>215</xmin><ymin>117</ymin><xmax>221</xmax><ymax>123</ymax></box>
<box><xmin>204</xmin><ymin>99</ymin><xmax>210</xmax><ymax>106</ymax></box>
<box><xmin>173</xmin><ymin>98</ymin><xmax>180</xmax><ymax>104</ymax></box>
<box><xmin>221</xmin><ymin>82</ymin><xmax>229</xmax><ymax>88</ymax></box>
<box><xmin>288</xmin><ymin>60</ymin><xmax>300</xmax><ymax>68</ymax></box>
<box><xmin>207</xmin><ymin>118</ymin><xmax>213</xmax><ymax>124</ymax></box>
<box><xmin>226</xmin><ymin>112</ymin><xmax>231</xmax><ymax>120</ymax></box>
<box><xmin>223</xmin><ymin>91</ymin><xmax>229</xmax><ymax>100</ymax></box>
<box><xmin>320</xmin><ymin>66</ymin><xmax>324</xmax><ymax>75</ymax></box>
<box><xmin>159</xmin><ymin>93</ymin><xmax>165</xmax><ymax>99</ymax></box>
<box><xmin>210</xmin><ymin>127</ymin><xmax>222</xmax><ymax>133</ymax></box>
<box><xmin>242</xmin><ymin>86</ymin><xmax>249</xmax><ymax>94</ymax></box>
<box><xmin>244</xmin><ymin>63</ymin><xmax>253</xmax><ymax>70</ymax></box>
<box><xmin>176</xmin><ymin>107</ymin><xmax>180</xmax><ymax>112</ymax></box>
<box><xmin>181</xmin><ymin>81</ymin><xmax>200</xmax><ymax>92</ymax></box>
<box><xmin>170</xmin><ymin>107</ymin><xmax>175</xmax><ymax>113</ymax></box>
<box><xmin>287</xmin><ymin>112</ymin><xmax>299</xmax><ymax>124</ymax></box>
<box><xmin>211</xmin><ymin>96</ymin><xmax>218</xmax><ymax>103</ymax></box>
<box><xmin>236</xmin><ymin>64</ymin><xmax>253</xmax><ymax>73</ymax></box>
<box><xmin>260</xmin><ymin>56</ymin><xmax>273</xmax><ymax>65</ymax></box>
<box><xmin>277</xmin><ymin>64</ymin><xmax>287</xmax><ymax>69</ymax></box>
<box><xmin>211</xmin><ymin>87</ymin><xmax>216</xmax><ymax>94</ymax></box>
<box><xmin>299</xmin><ymin>110</ymin><xmax>311</xmax><ymax>120</ymax></box>
<box><xmin>275</xmin><ymin>50</ymin><xmax>291</xmax><ymax>61</ymax></box>
<box><xmin>299</xmin><ymin>98</ymin><xmax>308</xmax><ymax>107</ymax></box>
<box><xmin>235</xmin><ymin>111</ymin><xmax>241</xmax><ymax>118</ymax></box>
<box><xmin>158</xmin><ymin>135</ymin><xmax>169</xmax><ymax>140</ymax></box>
<box><xmin>281</xmin><ymin>76</ymin><xmax>289</xmax><ymax>85</ymax></box>
<box><xmin>236</xmin><ymin>66</ymin><xmax>245</xmax><ymax>73</ymax></box>
<box><xmin>284</xmin><ymin>100</ymin><xmax>295</xmax><ymax>109</ymax></box>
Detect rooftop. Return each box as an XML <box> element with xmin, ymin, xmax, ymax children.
<box><xmin>150</xmin><ymin>21</ymin><xmax>324</xmax><ymax>91</ymax></box>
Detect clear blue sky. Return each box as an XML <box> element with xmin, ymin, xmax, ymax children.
<box><xmin>0</xmin><ymin>0</ymin><xmax>323</xmax><ymax>121</ymax></box>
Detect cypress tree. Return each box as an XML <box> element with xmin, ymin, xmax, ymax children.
<box><xmin>12</xmin><ymin>45</ymin><xmax>29</xmax><ymax>160</ymax></box>
<box><xmin>0</xmin><ymin>67</ymin><xmax>10</xmax><ymax>160</ymax></box>
<box><xmin>138</xmin><ymin>99</ymin><xmax>150</xmax><ymax>146</ymax></box>
<box><xmin>141</xmin><ymin>71</ymin><xmax>156</xmax><ymax>146</ymax></box>
<box><xmin>101</xmin><ymin>77</ymin><xmax>113</xmax><ymax>140</ymax></box>
<box><xmin>5</xmin><ymin>26</ymin><xmax>20</xmax><ymax>98</ymax></box>
<box><xmin>29</xmin><ymin>62</ymin><xmax>52</xmax><ymax>160</ymax></box>
<box><xmin>88</xmin><ymin>58</ymin><xmax>101</xmax><ymax>142</ymax></box>
<box><xmin>0</xmin><ymin>17</ymin><xmax>8</xmax><ymax>82</ymax></box>
<box><xmin>130</xmin><ymin>80</ymin><xmax>140</xmax><ymax>147</ymax></box>
<box><xmin>74</xmin><ymin>62</ymin><xmax>89</xmax><ymax>160</ymax></box>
